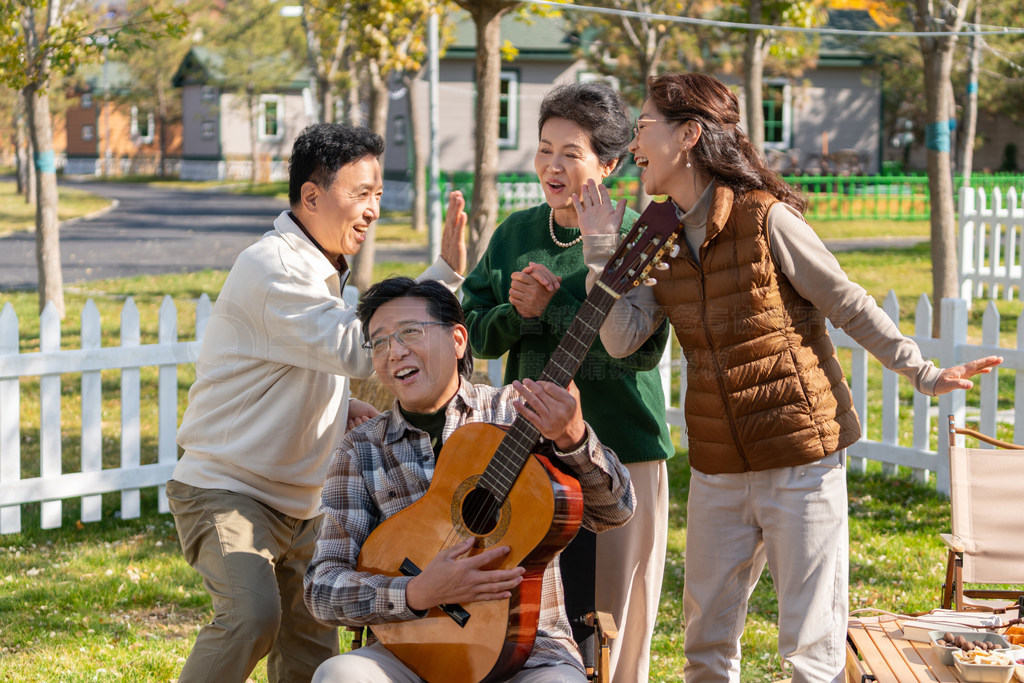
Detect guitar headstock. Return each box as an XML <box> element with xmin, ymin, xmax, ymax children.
<box><xmin>598</xmin><ymin>200</ymin><xmax>681</xmax><ymax>296</ymax></box>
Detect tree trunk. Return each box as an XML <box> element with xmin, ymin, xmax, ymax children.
<box><xmin>350</xmin><ymin>60</ymin><xmax>389</xmax><ymax>293</ymax></box>
<box><xmin>743</xmin><ymin>0</ymin><xmax>766</xmax><ymax>153</ymax></box>
<box><xmin>14</xmin><ymin>103</ymin><xmax>27</xmax><ymax>197</ymax></box>
<box><xmin>464</xmin><ymin>2</ymin><xmax>514</xmax><ymax>270</ymax></box>
<box><xmin>23</xmin><ymin>83</ymin><xmax>65</xmax><ymax>318</ymax></box>
<box><xmin>405</xmin><ymin>71</ymin><xmax>427</xmax><ymax>233</ymax></box>
<box><xmin>320</xmin><ymin>76</ymin><xmax>333</xmax><ymax>123</ymax></box>
<box><xmin>957</xmin><ymin>1</ymin><xmax>981</xmax><ymax>186</ymax></box>
<box><xmin>914</xmin><ymin>0</ymin><xmax>966</xmax><ymax>335</ymax></box>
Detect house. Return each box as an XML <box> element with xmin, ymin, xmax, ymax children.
<box><xmin>63</xmin><ymin>60</ymin><xmax>183</xmax><ymax>176</ymax></box>
<box><xmin>383</xmin><ymin>9</ymin><xmax>886</xmax><ymax>192</ymax></box>
<box><xmin>171</xmin><ymin>46</ymin><xmax>314</xmax><ymax>182</ymax></box>
<box><xmin>750</xmin><ymin>8</ymin><xmax>884</xmax><ymax>176</ymax></box>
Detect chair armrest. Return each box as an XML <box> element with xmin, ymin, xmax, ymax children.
<box><xmin>955</xmin><ymin>427</ymin><xmax>1024</xmax><ymax>450</ymax></box>
<box><xmin>586</xmin><ymin>610</ymin><xmax>619</xmax><ymax>639</ymax></box>
<box><xmin>940</xmin><ymin>533</ymin><xmax>965</xmax><ymax>552</ymax></box>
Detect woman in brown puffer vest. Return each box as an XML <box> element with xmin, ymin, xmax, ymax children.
<box><xmin>575</xmin><ymin>72</ymin><xmax>1001</xmax><ymax>683</ymax></box>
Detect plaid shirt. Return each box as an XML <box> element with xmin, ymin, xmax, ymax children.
<box><xmin>304</xmin><ymin>380</ymin><xmax>635</xmax><ymax>675</ymax></box>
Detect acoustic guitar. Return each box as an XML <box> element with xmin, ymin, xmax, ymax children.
<box><xmin>356</xmin><ymin>200</ymin><xmax>681</xmax><ymax>683</ymax></box>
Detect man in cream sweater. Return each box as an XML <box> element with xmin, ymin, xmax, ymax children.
<box><xmin>167</xmin><ymin>123</ymin><xmax>466</xmax><ymax>683</ymax></box>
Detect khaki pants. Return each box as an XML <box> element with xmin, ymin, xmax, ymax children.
<box><xmin>595</xmin><ymin>460</ymin><xmax>669</xmax><ymax>683</ymax></box>
<box><xmin>167</xmin><ymin>480</ymin><xmax>339</xmax><ymax>683</ymax></box>
<box><xmin>313</xmin><ymin>643</ymin><xmax>587</xmax><ymax>682</ymax></box>
<box><xmin>682</xmin><ymin>452</ymin><xmax>848</xmax><ymax>683</ymax></box>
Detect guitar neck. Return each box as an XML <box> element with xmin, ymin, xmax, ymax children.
<box><xmin>479</xmin><ymin>284</ymin><xmax>619</xmax><ymax>500</ymax></box>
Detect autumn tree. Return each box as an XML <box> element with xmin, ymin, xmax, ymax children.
<box><xmin>295</xmin><ymin>0</ymin><xmax>353</xmax><ymax>123</ymax></box>
<box><xmin>453</xmin><ymin>0</ymin><xmax>523</xmax><ymax>270</ymax></box>
<box><xmin>716</xmin><ymin>0</ymin><xmax>828</xmax><ymax>153</ymax></box>
<box><xmin>0</xmin><ymin>0</ymin><xmax>184</xmax><ymax>316</ymax></box>
<box><xmin>119</xmin><ymin>0</ymin><xmax>194</xmax><ymax>176</ymax></box>
<box><xmin>567</xmin><ymin>0</ymin><xmax>712</xmax><ymax>105</ymax></box>
<box><xmin>336</xmin><ymin>0</ymin><xmax>434</xmax><ymax>292</ymax></box>
<box><xmin>205</xmin><ymin>0</ymin><xmax>304</xmax><ymax>184</ymax></box>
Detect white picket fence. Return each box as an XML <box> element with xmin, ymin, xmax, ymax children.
<box><xmin>959</xmin><ymin>185</ymin><xmax>1024</xmax><ymax>306</ymax></box>
<box><xmin>0</xmin><ymin>296</ymin><xmax>211</xmax><ymax>535</ymax></box>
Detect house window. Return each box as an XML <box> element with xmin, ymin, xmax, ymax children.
<box><xmin>762</xmin><ymin>81</ymin><xmax>792</xmax><ymax>150</ymax></box>
<box><xmin>82</xmin><ymin>125</ymin><xmax>94</xmax><ymax>141</ymax></box>
<box><xmin>201</xmin><ymin>120</ymin><xmax>217</xmax><ymax>140</ymax></box>
<box><xmin>498</xmin><ymin>70</ymin><xmax>519</xmax><ymax>149</ymax></box>
<box><xmin>201</xmin><ymin>85</ymin><xmax>218</xmax><ymax>103</ymax></box>
<box><xmin>81</xmin><ymin>93</ymin><xmax>93</xmax><ymax>108</ymax></box>
<box><xmin>259</xmin><ymin>95</ymin><xmax>284</xmax><ymax>141</ymax></box>
<box><xmin>131</xmin><ymin>106</ymin><xmax>155</xmax><ymax>144</ymax></box>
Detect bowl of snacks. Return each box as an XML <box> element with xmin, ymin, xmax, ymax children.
<box><xmin>1014</xmin><ymin>658</ymin><xmax>1024</xmax><ymax>682</ymax></box>
<box><xmin>952</xmin><ymin>649</ymin><xmax>1014</xmax><ymax>683</ymax></box>
<box><xmin>930</xmin><ymin>631</ymin><xmax>1012</xmax><ymax>666</ymax></box>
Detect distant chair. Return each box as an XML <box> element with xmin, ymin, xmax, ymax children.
<box><xmin>940</xmin><ymin>415</ymin><xmax>1024</xmax><ymax>612</ymax></box>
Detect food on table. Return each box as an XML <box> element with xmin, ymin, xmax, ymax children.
<box><xmin>953</xmin><ymin>649</ymin><xmax>1014</xmax><ymax>665</ymax></box>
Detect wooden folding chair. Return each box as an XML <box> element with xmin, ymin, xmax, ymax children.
<box><xmin>940</xmin><ymin>415</ymin><xmax>1024</xmax><ymax>611</ymax></box>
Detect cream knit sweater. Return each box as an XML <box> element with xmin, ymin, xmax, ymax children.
<box><xmin>174</xmin><ymin>210</ymin><xmax>462</xmax><ymax>518</ymax></box>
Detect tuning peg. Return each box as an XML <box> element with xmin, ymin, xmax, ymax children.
<box><xmin>669</xmin><ymin>244</ymin><xmax>681</xmax><ymax>258</ymax></box>
<box><xmin>655</xmin><ymin>260</ymin><xmax>669</xmax><ymax>271</ymax></box>
<box><xmin>642</xmin><ymin>276</ymin><xmax>657</xmax><ymax>286</ymax></box>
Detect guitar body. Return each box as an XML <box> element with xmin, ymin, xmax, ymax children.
<box><xmin>356</xmin><ymin>421</ymin><xmax>585</xmax><ymax>683</ymax></box>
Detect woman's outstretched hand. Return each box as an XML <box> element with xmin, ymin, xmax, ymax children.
<box><xmin>932</xmin><ymin>355</ymin><xmax>1003</xmax><ymax>395</ymax></box>
<box><xmin>573</xmin><ymin>178</ymin><xmax>626</xmax><ymax>237</ymax></box>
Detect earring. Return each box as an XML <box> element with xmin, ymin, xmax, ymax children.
<box><xmin>685</xmin><ymin>149</ymin><xmax>692</xmax><ymax>169</ymax></box>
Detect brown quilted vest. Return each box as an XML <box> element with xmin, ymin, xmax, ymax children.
<box><xmin>653</xmin><ymin>185</ymin><xmax>861</xmax><ymax>474</ymax></box>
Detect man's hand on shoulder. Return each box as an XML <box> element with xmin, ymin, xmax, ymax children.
<box><xmin>347</xmin><ymin>398</ymin><xmax>380</xmax><ymax>431</ymax></box>
<box><xmin>405</xmin><ymin>538</ymin><xmax>524</xmax><ymax>612</ymax></box>
<box><xmin>440</xmin><ymin>190</ymin><xmax>468</xmax><ymax>275</ymax></box>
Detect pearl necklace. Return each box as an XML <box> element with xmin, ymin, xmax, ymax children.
<box><xmin>548</xmin><ymin>208</ymin><xmax>582</xmax><ymax>248</ymax></box>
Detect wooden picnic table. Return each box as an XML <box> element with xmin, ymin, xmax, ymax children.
<box><xmin>847</xmin><ymin>616</ymin><xmax>968</xmax><ymax>682</ymax></box>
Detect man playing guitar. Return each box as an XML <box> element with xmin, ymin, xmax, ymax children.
<box><xmin>303</xmin><ymin>276</ymin><xmax>634</xmax><ymax>683</ymax></box>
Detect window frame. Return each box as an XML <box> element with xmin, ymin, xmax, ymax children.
<box><xmin>130</xmin><ymin>106</ymin><xmax>155</xmax><ymax>144</ymax></box>
<box><xmin>498</xmin><ymin>69</ymin><xmax>520</xmax><ymax>150</ymax></box>
<box><xmin>762</xmin><ymin>80</ymin><xmax>792</xmax><ymax>151</ymax></box>
<box><xmin>258</xmin><ymin>94</ymin><xmax>285</xmax><ymax>142</ymax></box>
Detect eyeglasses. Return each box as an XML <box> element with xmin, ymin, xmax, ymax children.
<box><xmin>362</xmin><ymin>321</ymin><xmax>452</xmax><ymax>355</ymax></box>
<box><xmin>633</xmin><ymin>116</ymin><xmax>664</xmax><ymax>138</ymax></box>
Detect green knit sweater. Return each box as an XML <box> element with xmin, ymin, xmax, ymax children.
<box><xmin>461</xmin><ymin>203</ymin><xmax>673</xmax><ymax>464</ymax></box>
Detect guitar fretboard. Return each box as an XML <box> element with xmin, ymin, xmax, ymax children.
<box><xmin>479</xmin><ymin>284</ymin><xmax>619</xmax><ymax>501</ymax></box>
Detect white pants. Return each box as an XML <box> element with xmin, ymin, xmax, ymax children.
<box><xmin>595</xmin><ymin>460</ymin><xmax>669</xmax><ymax>683</ymax></box>
<box><xmin>682</xmin><ymin>452</ymin><xmax>848</xmax><ymax>683</ymax></box>
<box><xmin>313</xmin><ymin>642</ymin><xmax>587</xmax><ymax>682</ymax></box>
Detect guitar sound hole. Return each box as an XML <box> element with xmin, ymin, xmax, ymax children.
<box><xmin>461</xmin><ymin>487</ymin><xmax>501</xmax><ymax>536</ymax></box>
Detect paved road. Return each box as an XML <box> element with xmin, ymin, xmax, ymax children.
<box><xmin>0</xmin><ymin>179</ymin><xmax>426</xmax><ymax>291</ymax></box>
<box><xmin>0</xmin><ymin>179</ymin><xmax>927</xmax><ymax>291</ymax></box>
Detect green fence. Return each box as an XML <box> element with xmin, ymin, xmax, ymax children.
<box><xmin>441</xmin><ymin>171</ymin><xmax>1024</xmax><ymax>222</ymax></box>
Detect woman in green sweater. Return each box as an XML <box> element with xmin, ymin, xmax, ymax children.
<box><xmin>461</xmin><ymin>82</ymin><xmax>674</xmax><ymax>683</ymax></box>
